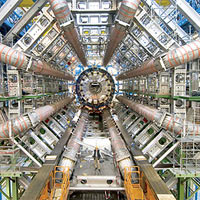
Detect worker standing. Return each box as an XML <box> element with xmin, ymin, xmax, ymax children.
<box><xmin>93</xmin><ymin>146</ymin><xmax>101</xmax><ymax>171</ymax></box>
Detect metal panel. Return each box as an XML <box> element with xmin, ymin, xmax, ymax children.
<box><xmin>53</xmin><ymin>112</ymin><xmax>69</xmax><ymax>129</ymax></box>
<box><xmin>134</xmin><ymin>122</ymin><xmax>160</xmax><ymax>148</ymax></box>
<box><xmin>14</xmin><ymin>8</ymin><xmax>55</xmax><ymax>52</ymax></box>
<box><xmin>128</xmin><ymin>116</ymin><xmax>149</xmax><ymax>138</ymax></box>
<box><xmin>35</xmin><ymin>124</ymin><xmax>59</xmax><ymax>148</ymax></box>
<box><xmin>142</xmin><ymin>130</ymin><xmax>173</xmax><ymax>162</ymax></box>
<box><xmin>44</xmin><ymin>117</ymin><xmax>65</xmax><ymax>138</ymax></box>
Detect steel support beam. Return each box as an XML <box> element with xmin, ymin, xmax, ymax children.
<box><xmin>0</xmin><ymin>178</ymin><xmax>2</xmax><ymax>200</ymax></box>
<box><xmin>12</xmin><ymin>139</ymin><xmax>42</xmax><ymax>167</ymax></box>
<box><xmin>0</xmin><ymin>179</ymin><xmax>11</xmax><ymax>200</ymax></box>
<box><xmin>0</xmin><ymin>187</ymin><xmax>9</xmax><ymax>200</ymax></box>
<box><xmin>174</xmin><ymin>0</ymin><xmax>200</xmax><ymax>32</ymax></box>
<box><xmin>152</xmin><ymin>141</ymin><xmax>180</xmax><ymax>167</ymax></box>
<box><xmin>12</xmin><ymin>177</ymin><xmax>18</xmax><ymax>200</ymax></box>
<box><xmin>187</xmin><ymin>179</ymin><xmax>200</xmax><ymax>200</ymax></box>
<box><xmin>6</xmin><ymin>178</ymin><xmax>11</xmax><ymax>199</ymax></box>
<box><xmin>4</xmin><ymin>0</ymin><xmax>48</xmax><ymax>41</ymax></box>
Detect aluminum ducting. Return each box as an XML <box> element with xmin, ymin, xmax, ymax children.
<box><xmin>0</xmin><ymin>96</ymin><xmax>75</xmax><ymax>139</ymax></box>
<box><xmin>103</xmin><ymin>0</ymin><xmax>141</xmax><ymax>66</ymax></box>
<box><xmin>103</xmin><ymin>109</ymin><xmax>134</xmax><ymax>177</ymax></box>
<box><xmin>49</xmin><ymin>0</ymin><xmax>87</xmax><ymax>66</ymax></box>
<box><xmin>116</xmin><ymin>39</ymin><xmax>200</xmax><ymax>80</ymax></box>
<box><xmin>0</xmin><ymin>43</ymin><xmax>74</xmax><ymax>81</ymax></box>
<box><xmin>117</xmin><ymin>95</ymin><xmax>200</xmax><ymax>136</ymax></box>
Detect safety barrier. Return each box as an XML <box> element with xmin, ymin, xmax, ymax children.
<box><xmin>39</xmin><ymin>166</ymin><xmax>70</xmax><ymax>200</ymax></box>
<box><xmin>124</xmin><ymin>166</ymin><xmax>146</xmax><ymax>200</ymax></box>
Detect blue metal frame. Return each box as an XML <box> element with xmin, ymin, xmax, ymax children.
<box><xmin>195</xmin><ymin>184</ymin><xmax>198</xmax><ymax>200</ymax></box>
<box><xmin>177</xmin><ymin>0</ymin><xmax>200</xmax><ymax>34</ymax></box>
<box><xmin>0</xmin><ymin>0</ymin><xmax>32</xmax><ymax>36</ymax></box>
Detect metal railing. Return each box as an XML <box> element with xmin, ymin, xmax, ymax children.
<box><xmin>124</xmin><ymin>166</ymin><xmax>146</xmax><ymax>200</ymax></box>
<box><xmin>40</xmin><ymin>166</ymin><xmax>70</xmax><ymax>200</ymax></box>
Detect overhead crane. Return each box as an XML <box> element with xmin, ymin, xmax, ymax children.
<box><xmin>0</xmin><ymin>0</ymin><xmax>200</xmax><ymax>200</ymax></box>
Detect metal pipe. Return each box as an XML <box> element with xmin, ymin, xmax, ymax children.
<box><xmin>59</xmin><ymin>109</ymin><xmax>88</xmax><ymax>174</ymax></box>
<box><xmin>49</xmin><ymin>0</ymin><xmax>87</xmax><ymax>66</ymax></box>
<box><xmin>103</xmin><ymin>0</ymin><xmax>141</xmax><ymax>66</ymax></box>
<box><xmin>0</xmin><ymin>96</ymin><xmax>75</xmax><ymax>139</ymax></box>
<box><xmin>0</xmin><ymin>43</ymin><xmax>74</xmax><ymax>81</ymax></box>
<box><xmin>117</xmin><ymin>95</ymin><xmax>200</xmax><ymax>135</ymax></box>
<box><xmin>116</xmin><ymin>39</ymin><xmax>200</xmax><ymax>80</ymax></box>
<box><xmin>103</xmin><ymin>109</ymin><xmax>134</xmax><ymax>177</ymax></box>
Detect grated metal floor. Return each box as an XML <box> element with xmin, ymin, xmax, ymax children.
<box><xmin>69</xmin><ymin>191</ymin><xmax>127</xmax><ymax>200</ymax></box>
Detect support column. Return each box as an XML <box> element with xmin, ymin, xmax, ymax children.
<box><xmin>6</xmin><ymin>178</ymin><xmax>11</xmax><ymax>199</ymax></box>
<box><xmin>0</xmin><ymin>177</ymin><xmax>2</xmax><ymax>200</ymax></box>
<box><xmin>12</xmin><ymin>177</ymin><xmax>18</xmax><ymax>200</ymax></box>
<box><xmin>178</xmin><ymin>178</ymin><xmax>185</xmax><ymax>200</ymax></box>
<box><xmin>186</xmin><ymin>179</ymin><xmax>190</xmax><ymax>199</ymax></box>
